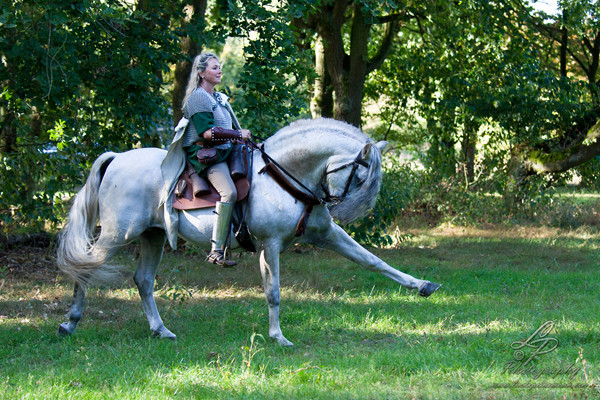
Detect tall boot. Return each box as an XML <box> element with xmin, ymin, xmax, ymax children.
<box><xmin>206</xmin><ymin>201</ymin><xmax>237</xmax><ymax>267</ymax></box>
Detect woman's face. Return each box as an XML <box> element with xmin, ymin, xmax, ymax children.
<box><xmin>201</xmin><ymin>58</ymin><xmax>222</xmax><ymax>87</ymax></box>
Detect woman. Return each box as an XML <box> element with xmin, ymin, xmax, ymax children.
<box><xmin>181</xmin><ymin>52</ymin><xmax>251</xmax><ymax>267</ymax></box>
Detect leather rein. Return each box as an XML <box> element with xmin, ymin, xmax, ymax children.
<box><xmin>249</xmin><ymin>141</ymin><xmax>369</xmax><ymax>236</ymax></box>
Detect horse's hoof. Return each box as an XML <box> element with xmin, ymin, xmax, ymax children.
<box><xmin>58</xmin><ymin>322</ymin><xmax>74</xmax><ymax>336</ymax></box>
<box><xmin>153</xmin><ymin>327</ymin><xmax>177</xmax><ymax>340</ymax></box>
<box><xmin>418</xmin><ymin>281</ymin><xmax>441</xmax><ymax>298</ymax></box>
<box><xmin>272</xmin><ymin>334</ymin><xmax>294</xmax><ymax>347</ymax></box>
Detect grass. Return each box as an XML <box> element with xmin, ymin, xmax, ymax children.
<box><xmin>1</xmin><ymin>224</ymin><xmax>600</xmax><ymax>399</ymax></box>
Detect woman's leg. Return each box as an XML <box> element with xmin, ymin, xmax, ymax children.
<box><xmin>205</xmin><ymin>162</ymin><xmax>237</xmax><ymax>266</ymax></box>
<box><xmin>206</xmin><ymin>162</ymin><xmax>237</xmax><ymax>202</ymax></box>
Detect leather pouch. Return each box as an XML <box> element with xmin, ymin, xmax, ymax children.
<box><xmin>196</xmin><ymin>148</ymin><xmax>218</xmax><ymax>165</ymax></box>
<box><xmin>228</xmin><ymin>143</ymin><xmax>247</xmax><ymax>181</ymax></box>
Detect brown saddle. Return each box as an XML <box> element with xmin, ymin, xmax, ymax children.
<box><xmin>172</xmin><ymin>173</ymin><xmax>249</xmax><ymax>210</ymax></box>
<box><xmin>173</xmin><ymin>143</ymin><xmax>250</xmax><ymax>210</ymax></box>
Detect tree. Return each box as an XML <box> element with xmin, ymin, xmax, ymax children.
<box><xmin>0</xmin><ymin>0</ymin><xmax>313</xmax><ymax>230</ymax></box>
<box><xmin>517</xmin><ymin>0</ymin><xmax>600</xmax><ymax>173</ymax></box>
<box><xmin>293</xmin><ymin>0</ymin><xmax>408</xmax><ymax>126</ymax></box>
<box><xmin>172</xmin><ymin>0</ymin><xmax>208</xmax><ymax>125</ymax></box>
<box><xmin>0</xmin><ymin>0</ymin><xmax>181</xmax><ymax>229</ymax></box>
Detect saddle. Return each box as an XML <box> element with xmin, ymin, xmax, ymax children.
<box><xmin>172</xmin><ymin>175</ymin><xmax>249</xmax><ymax>210</ymax></box>
<box><xmin>172</xmin><ymin>143</ymin><xmax>250</xmax><ymax>210</ymax></box>
<box><xmin>171</xmin><ymin>146</ymin><xmax>255</xmax><ymax>252</ymax></box>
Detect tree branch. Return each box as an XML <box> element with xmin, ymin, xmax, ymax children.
<box><xmin>526</xmin><ymin>119</ymin><xmax>600</xmax><ymax>173</ymax></box>
<box><xmin>367</xmin><ymin>20</ymin><xmax>398</xmax><ymax>74</ymax></box>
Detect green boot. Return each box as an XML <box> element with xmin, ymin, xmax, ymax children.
<box><xmin>206</xmin><ymin>201</ymin><xmax>237</xmax><ymax>267</ymax></box>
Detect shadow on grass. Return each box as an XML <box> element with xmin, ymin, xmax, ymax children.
<box><xmin>1</xmin><ymin>232</ymin><xmax>599</xmax><ymax>399</ymax></box>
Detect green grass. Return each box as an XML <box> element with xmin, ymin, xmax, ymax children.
<box><xmin>1</xmin><ymin>226</ymin><xmax>600</xmax><ymax>399</ymax></box>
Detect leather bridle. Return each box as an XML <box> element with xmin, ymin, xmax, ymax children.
<box><xmin>321</xmin><ymin>152</ymin><xmax>370</xmax><ymax>205</ymax></box>
<box><xmin>251</xmin><ymin>140</ymin><xmax>370</xmax><ymax>236</ymax></box>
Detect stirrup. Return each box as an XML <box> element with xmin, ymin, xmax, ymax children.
<box><xmin>206</xmin><ymin>250</ymin><xmax>237</xmax><ymax>267</ymax></box>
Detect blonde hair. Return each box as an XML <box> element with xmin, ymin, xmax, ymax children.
<box><xmin>182</xmin><ymin>52</ymin><xmax>219</xmax><ymax>109</ymax></box>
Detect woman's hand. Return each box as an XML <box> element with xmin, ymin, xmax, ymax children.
<box><xmin>240</xmin><ymin>129</ymin><xmax>251</xmax><ymax>141</ymax></box>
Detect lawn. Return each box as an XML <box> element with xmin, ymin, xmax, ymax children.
<box><xmin>1</xmin><ymin>225</ymin><xmax>599</xmax><ymax>399</ymax></box>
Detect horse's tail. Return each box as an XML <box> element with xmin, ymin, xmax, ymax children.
<box><xmin>57</xmin><ymin>152</ymin><xmax>120</xmax><ymax>289</ymax></box>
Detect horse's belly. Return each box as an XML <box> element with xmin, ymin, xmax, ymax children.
<box><xmin>177</xmin><ymin>209</ymin><xmax>213</xmax><ymax>245</ymax></box>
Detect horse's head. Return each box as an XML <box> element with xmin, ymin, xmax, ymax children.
<box><xmin>324</xmin><ymin>140</ymin><xmax>388</xmax><ymax>225</ymax></box>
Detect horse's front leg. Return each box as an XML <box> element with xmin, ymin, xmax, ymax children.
<box><xmin>259</xmin><ymin>240</ymin><xmax>293</xmax><ymax>347</ymax></box>
<box><xmin>134</xmin><ymin>228</ymin><xmax>176</xmax><ymax>339</ymax></box>
<box><xmin>318</xmin><ymin>223</ymin><xmax>441</xmax><ymax>297</ymax></box>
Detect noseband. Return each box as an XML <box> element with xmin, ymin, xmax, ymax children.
<box><xmin>322</xmin><ymin>152</ymin><xmax>370</xmax><ymax>205</ymax></box>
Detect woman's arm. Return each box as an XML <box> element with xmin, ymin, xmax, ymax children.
<box><xmin>191</xmin><ymin>112</ymin><xmax>214</xmax><ymax>144</ymax></box>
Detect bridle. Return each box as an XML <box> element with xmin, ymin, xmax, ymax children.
<box><xmin>248</xmin><ymin>140</ymin><xmax>371</xmax><ymax>236</ymax></box>
<box><xmin>321</xmin><ymin>152</ymin><xmax>370</xmax><ymax>205</ymax></box>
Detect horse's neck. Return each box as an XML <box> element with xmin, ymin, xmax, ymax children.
<box><xmin>263</xmin><ymin>136</ymin><xmax>350</xmax><ymax>187</ymax></box>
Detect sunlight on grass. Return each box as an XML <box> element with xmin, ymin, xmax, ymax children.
<box><xmin>2</xmin><ymin>225</ymin><xmax>600</xmax><ymax>399</ymax></box>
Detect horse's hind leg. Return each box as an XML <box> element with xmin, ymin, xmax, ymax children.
<box><xmin>58</xmin><ymin>283</ymin><xmax>86</xmax><ymax>336</ymax></box>
<box><xmin>133</xmin><ymin>228</ymin><xmax>175</xmax><ymax>339</ymax></box>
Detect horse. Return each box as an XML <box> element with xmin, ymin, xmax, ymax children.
<box><xmin>56</xmin><ymin>118</ymin><xmax>440</xmax><ymax>346</ymax></box>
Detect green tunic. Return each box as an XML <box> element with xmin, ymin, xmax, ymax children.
<box><xmin>185</xmin><ymin>111</ymin><xmax>232</xmax><ymax>174</ymax></box>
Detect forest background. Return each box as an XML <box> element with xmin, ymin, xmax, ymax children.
<box><xmin>2</xmin><ymin>0</ymin><xmax>600</xmax><ymax>243</ymax></box>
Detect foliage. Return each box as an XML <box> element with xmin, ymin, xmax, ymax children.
<box><xmin>0</xmin><ymin>0</ymin><xmax>183</xmax><ymax>231</ymax></box>
<box><xmin>576</xmin><ymin>156</ymin><xmax>600</xmax><ymax>189</ymax></box>
<box><xmin>213</xmin><ymin>0</ymin><xmax>314</xmax><ymax>137</ymax></box>
<box><xmin>347</xmin><ymin>153</ymin><xmax>420</xmax><ymax>246</ymax></box>
<box><xmin>365</xmin><ymin>0</ymin><xmax>597</xmax><ymax>193</ymax></box>
<box><xmin>2</xmin><ymin>0</ymin><xmax>600</xmax><ymax>237</ymax></box>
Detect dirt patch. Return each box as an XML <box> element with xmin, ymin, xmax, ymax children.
<box><xmin>0</xmin><ymin>233</ymin><xmax>59</xmax><ymax>282</ymax></box>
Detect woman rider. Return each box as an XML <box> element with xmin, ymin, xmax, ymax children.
<box><xmin>181</xmin><ymin>52</ymin><xmax>251</xmax><ymax>267</ymax></box>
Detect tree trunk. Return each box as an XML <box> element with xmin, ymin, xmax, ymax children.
<box><xmin>318</xmin><ymin>2</ymin><xmax>369</xmax><ymax>127</ymax></box>
<box><xmin>461</xmin><ymin>117</ymin><xmax>478</xmax><ymax>186</ymax></box>
<box><xmin>560</xmin><ymin>10</ymin><xmax>568</xmax><ymax>77</ymax></box>
<box><xmin>344</xmin><ymin>4</ymin><xmax>369</xmax><ymax>127</ymax></box>
<box><xmin>313</xmin><ymin>2</ymin><xmax>400</xmax><ymax>127</ymax></box>
<box><xmin>310</xmin><ymin>36</ymin><xmax>334</xmax><ymax>118</ymax></box>
<box><xmin>172</xmin><ymin>0</ymin><xmax>207</xmax><ymax>125</ymax></box>
<box><xmin>524</xmin><ymin>119</ymin><xmax>600</xmax><ymax>173</ymax></box>
<box><xmin>0</xmin><ymin>110</ymin><xmax>17</xmax><ymax>154</ymax></box>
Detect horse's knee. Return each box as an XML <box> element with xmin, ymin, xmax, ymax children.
<box><xmin>265</xmin><ymin>291</ymin><xmax>280</xmax><ymax>307</ymax></box>
<box><xmin>134</xmin><ymin>272</ymin><xmax>155</xmax><ymax>297</ymax></box>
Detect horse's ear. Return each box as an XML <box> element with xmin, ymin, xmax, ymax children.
<box><xmin>375</xmin><ymin>140</ymin><xmax>388</xmax><ymax>153</ymax></box>
<box><xmin>361</xmin><ymin>143</ymin><xmax>373</xmax><ymax>160</ymax></box>
<box><xmin>361</xmin><ymin>141</ymin><xmax>387</xmax><ymax>161</ymax></box>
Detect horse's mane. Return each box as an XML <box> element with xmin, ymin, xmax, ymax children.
<box><xmin>266</xmin><ymin>118</ymin><xmax>370</xmax><ymax>147</ymax></box>
<box><xmin>328</xmin><ymin>140</ymin><xmax>382</xmax><ymax>225</ymax></box>
<box><xmin>265</xmin><ymin>118</ymin><xmax>382</xmax><ymax>225</ymax></box>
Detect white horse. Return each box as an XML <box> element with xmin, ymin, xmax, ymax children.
<box><xmin>56</xmin><ymin>118</ymin><xmax>440</xmax><ymax>346</ymax></box>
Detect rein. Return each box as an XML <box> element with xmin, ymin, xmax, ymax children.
<box><xmin>247</xmin><ymin>139</ymin><xmax>369</xmax><ymax>236</ymax></box>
